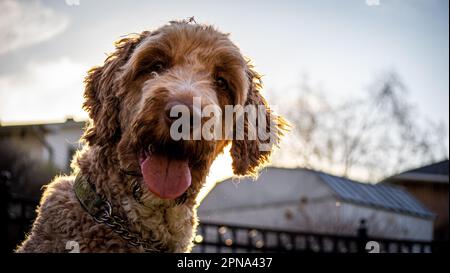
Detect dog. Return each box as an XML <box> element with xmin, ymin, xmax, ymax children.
<box><xmin>16</xmin><ymin>20</ymin><xmax>287</xmax><ymax>253</ymax></box>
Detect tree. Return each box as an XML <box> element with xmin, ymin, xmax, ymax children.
<box><xmin>271</xmin><ymin>71</ymin><xmax>448</xmax><ymax>182</ymax></box>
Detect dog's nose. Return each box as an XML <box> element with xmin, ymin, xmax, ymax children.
<box><xmin>164</xmin><ymin>100</ymin><xmax>197</xmax><ymax>125</ymax></box>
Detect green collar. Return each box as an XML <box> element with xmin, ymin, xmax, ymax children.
<box><xmin>74</xmin><ymin>173</ymin><xmax>108</xmax><ymax>219</ymax></box>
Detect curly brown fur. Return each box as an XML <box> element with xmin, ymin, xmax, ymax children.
<box><xmin>16</xmin><ymin>20</ymin><xmax>287</xmax><ymax>253</ymax></box>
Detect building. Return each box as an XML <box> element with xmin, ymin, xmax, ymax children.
<box><xmin>384</xmin><ymin>160</ymin><xmax>449</xmax><ymax>240</ymax></box>
<box><xmin>0</xmin><ymin>118</ymin><xmax>85</xmax><ymax>171</ymax></box>
<box><xmin>199</xmin><ymin>167</ymin><xmax>435</xmax><ymax>241</ymax></box>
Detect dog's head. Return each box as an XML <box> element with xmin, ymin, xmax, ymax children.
<box><xmin>82</xmin><ymin>21</ymin><xmax>287</xmax><ymax>202</ymax></box>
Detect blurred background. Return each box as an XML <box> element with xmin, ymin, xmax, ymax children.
<box><xmin>0</xmin><ymin>0</ymin><xmax>448</xmax><ymax>253</ymax></box>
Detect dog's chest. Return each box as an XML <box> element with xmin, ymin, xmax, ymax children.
<box><xmin>123</xmin><ymin>198</ymin><xmax>196</xmax><ymax>252</ymax></box>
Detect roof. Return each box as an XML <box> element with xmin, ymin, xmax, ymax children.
<box><xmin>0</xmin><ymin>118</ymin><xmax>85</xmax><ymax>136</ymax></box>
<box><xmin>202</xmin><ymin>167</ymin><xmax>434</xmax><ymax>219</ymax></box>
<box><xmin>200</xmin><ymin>167</ymin><xmax>327</xmax><ymax>213</ymax></box>
<box><xmin>318</xmin><ymin>172</ymin><xmax>435</xmax><ymax>219</ymax></box>
<box><xmin>385</xmin><ymin>160</ymin><xmax>449</xmax><ymax>184</ymax></box>
<box><xmin>401</xmin><ymin>160</ymin><xmax>448</xmax><ymax>176</ymax></box>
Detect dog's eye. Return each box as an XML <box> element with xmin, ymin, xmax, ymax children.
<box><xmin>215</xmin><ymin>77</ymin><xmax>229</xmax><ymax>90</ymax></box>
<box><xmin>150</xmin><ymin>62</ymin><xmax>165</xmax><ymax>74</ymax></box>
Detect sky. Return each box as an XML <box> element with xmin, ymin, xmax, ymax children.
<box><xmin>0</xmin><ymin>0</ymin><xmax>448</xmax><ymax>196</ymax></box>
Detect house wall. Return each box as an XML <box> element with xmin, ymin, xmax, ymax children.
<box><xmin>0</xmin><ymin>122</ymin><xmax>84</xmax><ymax>171</ymax></box>
<box><xmin>394</xmin><ymin>181</ymin><xmax>449</xmax><ymax>240</ymax></box>
<box><xmin>4</xmin><ymin>132</ymin><xmax>49</xmax><ymax>163</ymax></box>
<box><xmin>45</xmin><ymin>127</ymin><xmax>83</xmax><ymax>170</ymax></box>
<box><xmin>336</xmin><ymin>202</ymin><xmax>433</xmax><ymax>241</ymax></box>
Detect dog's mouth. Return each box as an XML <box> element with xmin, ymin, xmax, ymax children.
<box><xmin>138</xmin><ymin>144</ymin><xmax>191</xmax><ymax>200</ymax></box>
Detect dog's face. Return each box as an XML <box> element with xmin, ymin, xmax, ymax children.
<box><xmin>82</xmin><ymin>22</ymin><xmax>286</xmax><ymax>203</ymax></box>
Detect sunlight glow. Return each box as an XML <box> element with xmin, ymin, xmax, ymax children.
<box><xmin>196</xmin><ymin>145</ymin><xmax>234</xmax><ymax>204</ymax></box>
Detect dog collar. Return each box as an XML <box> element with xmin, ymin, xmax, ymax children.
<box><xmin>73</xmin><ymin>173</ymin><xmax>167</xmax><ymax>252</ymax></box>
<box><xmin>74</xmin><ymin>174</ymin><xmax>106</xmax><ymax>218</ymax></box>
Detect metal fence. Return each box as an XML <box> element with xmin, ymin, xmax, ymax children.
<box><xmin>2</xmin><ymin>195</ymin><xmax>38</xmax><ymax>252</ymax></box>
<box><xmin>193</xmin><ymin>221</ymin><xmax>444</xmax><ymax>253</ymax></box>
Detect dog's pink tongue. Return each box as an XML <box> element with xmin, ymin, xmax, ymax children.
<box><xmin>140</xmin><ymin>154</ymin><xmax>191</xmax><ymax>200</ymax></box>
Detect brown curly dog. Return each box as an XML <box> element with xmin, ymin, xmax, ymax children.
<box><xmin>16</xmin><ymin>20</ymin><xmax>287</xmax><ymax>253</ymax></box>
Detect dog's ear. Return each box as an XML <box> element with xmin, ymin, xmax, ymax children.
<box><xmin>82</xmin><ymin>32</ymin><xmax>149</xmax><ymax>146</ymax></box>
<box><xmin>230</xmin><ymin>66</ymin><xmax>289</xmax><ymax>177</ymax></box>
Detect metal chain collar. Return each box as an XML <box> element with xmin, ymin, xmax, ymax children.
<box><xmin>74</xmin><ymin>174</ymin><xmax>168</xmax><ymax>253</ymax></box>
<box><xmin>92</xmin><ymin>200</ymin><xmax>167</xmax><ymax>253</ymax></box>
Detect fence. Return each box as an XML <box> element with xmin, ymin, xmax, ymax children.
<box><xmin>193</xmin><ymin>221</ymin><xmax>444</xmax><ymax>253</ymax></box>
<box><xmin>2</xmin><ymin>195</ymin><xmax>38</xmax><ymax>252</ymax></box>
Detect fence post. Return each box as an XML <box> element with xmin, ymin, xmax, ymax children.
<box><xmin>357</xmin><ymin>219</ymin><xmax>368</xmax><ymax>253</ymax></box>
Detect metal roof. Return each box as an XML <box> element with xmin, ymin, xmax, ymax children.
<box><xmin>318</xmin><ymin>172</ymin><xmax>435</xmax><ymax>219</ymax></box>
<box><xmin>383</xmin><ymin>160</ymin><xmax>449</xmax><ymax>184</ymax></box>
<box><xmin>401</xmin><ymin>160</ymin><xmax>449</xmax><ymax>176</ymax></box>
